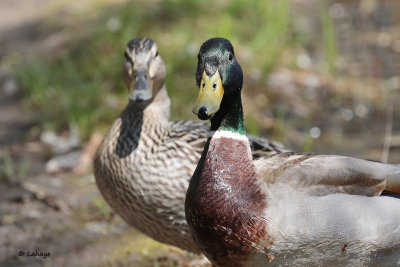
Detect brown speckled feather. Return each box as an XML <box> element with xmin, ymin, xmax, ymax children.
<box><xmin>94</xmin><ymin>86</ymin><xmax>287</xmax><ymax>253</ymax></box>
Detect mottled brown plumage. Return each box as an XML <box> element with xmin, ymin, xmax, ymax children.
<box><xmin>93</xmin><ymin>37</ymin><xmax>288</xmax><ymax>253</ymax></box>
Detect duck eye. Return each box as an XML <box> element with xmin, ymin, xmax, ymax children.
<box><xmin>202</xmin><ymin>82</ymin><xmax>205</xmax><ymax>89</ymax></box>
<box><xmin>212</xmin><ymin>82</ymin><xmax>217</xmax><ymax>90</ymax></box>
<box><xmin>228</xmin><ymin>52</ymin><xmax>233</xmax><ymax>61</ymax></box>
<box><xmin>155</xmin><ymin>51</ymin><xmax>159</xmax><ymax>57</ymax></box>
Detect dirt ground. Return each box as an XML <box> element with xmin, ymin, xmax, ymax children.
<box><xmin>1</xmin><ymin>0</ymin><xmax>400</xmax><ymax>266</ymax></box>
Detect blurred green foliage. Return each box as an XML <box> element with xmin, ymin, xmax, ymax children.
<box><xmin>93</xmin><ymin>198</ymin><xmax>112</xmax><ymax>220</ymax></box>
<box><xmin>15</xmin><ymin>0</ymin><xmax>294</xmax><ymax>139</ymax></box>
<box><xmin>320</xmin><ymin>1</ymin><xmax>337</xmax><ymax>72</ymax></box>
<box><xmin>0</xmin><ymin>148</ymin><xmax>30</xmax><ymax>183</ymax></box>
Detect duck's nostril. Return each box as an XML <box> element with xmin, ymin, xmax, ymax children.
<box><xmin>198</xmin><ymin>106</ymin><xmax>209</xmax><ymax>120</ymax></box>
<box><xmin>135</xmin><ymin>93</ymin><xmax>144</xmax><ymax>102</ymax></box>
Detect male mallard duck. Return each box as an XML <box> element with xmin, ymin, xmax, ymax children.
<box><xmin>93</xmin><ymin>37</ymin><xmax>288</xmax><ymax>253</ymax></box>
<box><xmin>185</xmin><ymin>38</ymin><xmax>400</xmax><ymax>266</ymax></box>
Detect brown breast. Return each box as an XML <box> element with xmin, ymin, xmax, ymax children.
<box><xmin>186</xmin><ymin>136</ymin><xmax>269</xmax><ymax>266</ymax></box>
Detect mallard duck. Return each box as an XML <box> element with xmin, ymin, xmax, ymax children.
<box><xmin>93</xmin><ymin>37</ymin><xmax>288</xmax><ymax>253</ymax></box>
<box><xmin>185</xmin><ymin>38</ymin><xmax>400</xmax><ymax>266</ymax></box>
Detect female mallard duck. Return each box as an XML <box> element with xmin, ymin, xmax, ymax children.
<box><xmin>93</xmin><ymin>37</ymin><xmax>288</xmax><ymax>253</ymax></box>
<box><xmin>185</xmin><ymin>38</ymin><xmax>400</xmax><ymax>266</ymax></box>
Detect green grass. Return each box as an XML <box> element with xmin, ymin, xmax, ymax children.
<box><xmin>93</xmin><ymin>198</ymin><xmax>112</xmax><ymax>220</ymax></box>
<box><xmin>14</xmin><ymin>0</ymin><xmax>295</xmax><ymax>139</ymax></box>
<box><xmin>0</xmin><ymin>148</ymin><xmax>30</xmax><ymax>184</ymax></box>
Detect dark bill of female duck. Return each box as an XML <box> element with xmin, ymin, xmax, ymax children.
<box><xmin>192</xmin><ymin>38</ymin><xmax>242</xmax><ymax>120</ymax></box>
<box><xmin>123</xmin><ymin>38</ymin><xmax>162</xmax><ymax>102</ymax></box>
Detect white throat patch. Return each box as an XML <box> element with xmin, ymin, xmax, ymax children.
<box><xmin>212</xmin><ymin>130</ymin><xmax>249</xmax><ymax>142</ymax></box>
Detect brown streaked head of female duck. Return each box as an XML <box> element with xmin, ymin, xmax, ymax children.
<box><xmin>192</xmin><ymin>37</ymin><xmax>245</xmax><ymax>134</ymax></box>
<box><xmin>123</xmin><ymin>37</ymin><xmax>166</xmax><ymax>103</ymax></box>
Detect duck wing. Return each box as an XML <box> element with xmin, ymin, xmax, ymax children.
<box><xmin>168</xmin><ymin>120</ymin><xmax>209</xmax><ymax>156</ymax></box>
<box><xmin>169</xmin><ymin>120</ymin><xmax>290</xmax><ymax>159</ymax></box>
<box><xmin>255</xmin><ymin>153</ymin><xmax>400</xmax><ymax>196</ymax></box>
<box><xmin>246</xmin><ymin>135</ymin><xmax>290</xmax><ymax>158</ymax></box>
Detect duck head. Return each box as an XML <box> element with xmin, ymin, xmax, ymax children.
<box><xmin>123</xmin><ymin>37</ymin><xmax>166</xmax><ymax>102</ymax></box>
<box><xmin>193</xmin><ymin>38</ymin><xmax>243</xmax><ymax>120</ymax></box>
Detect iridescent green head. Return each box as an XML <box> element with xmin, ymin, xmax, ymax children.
<box><xmin>193</xmin><ymin>38</ymin><xmax>243</xmax><ymax>120</ymax></box>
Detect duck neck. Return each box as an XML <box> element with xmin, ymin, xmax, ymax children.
<box><xmin>144</xmin><ymin>85</ymin><xmax>170</xmax><ymax>124</ymax></box>
<box><xmin>115</xmin><ymin>85</ymin><xmax>169</xmax><ymax>158</ymax></box>
<box><xmin>210</xmin><ymin>92</ymin><xmax>246</xmax><ymax>135</ymax></box>
<box><xmin>186</xmin><ymin>91</ymin><xmax>268</xmax><ymax>266</ymax></box>
<box><xmin>122</xmin><ymin>85</ymin><xmax>170</xmax><ymax>124</ymax></box>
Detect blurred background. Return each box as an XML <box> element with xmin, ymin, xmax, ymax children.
<box><xmin>0</xmin><ymin>0</ymin><xmax>399</xmax><ymax>266</ymax></box>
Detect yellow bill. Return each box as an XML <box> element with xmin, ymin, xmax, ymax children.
<box><xmin>192</xmin><ymin>70</ymin><xmax>224</xmax><ymax>118</ymax></box>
